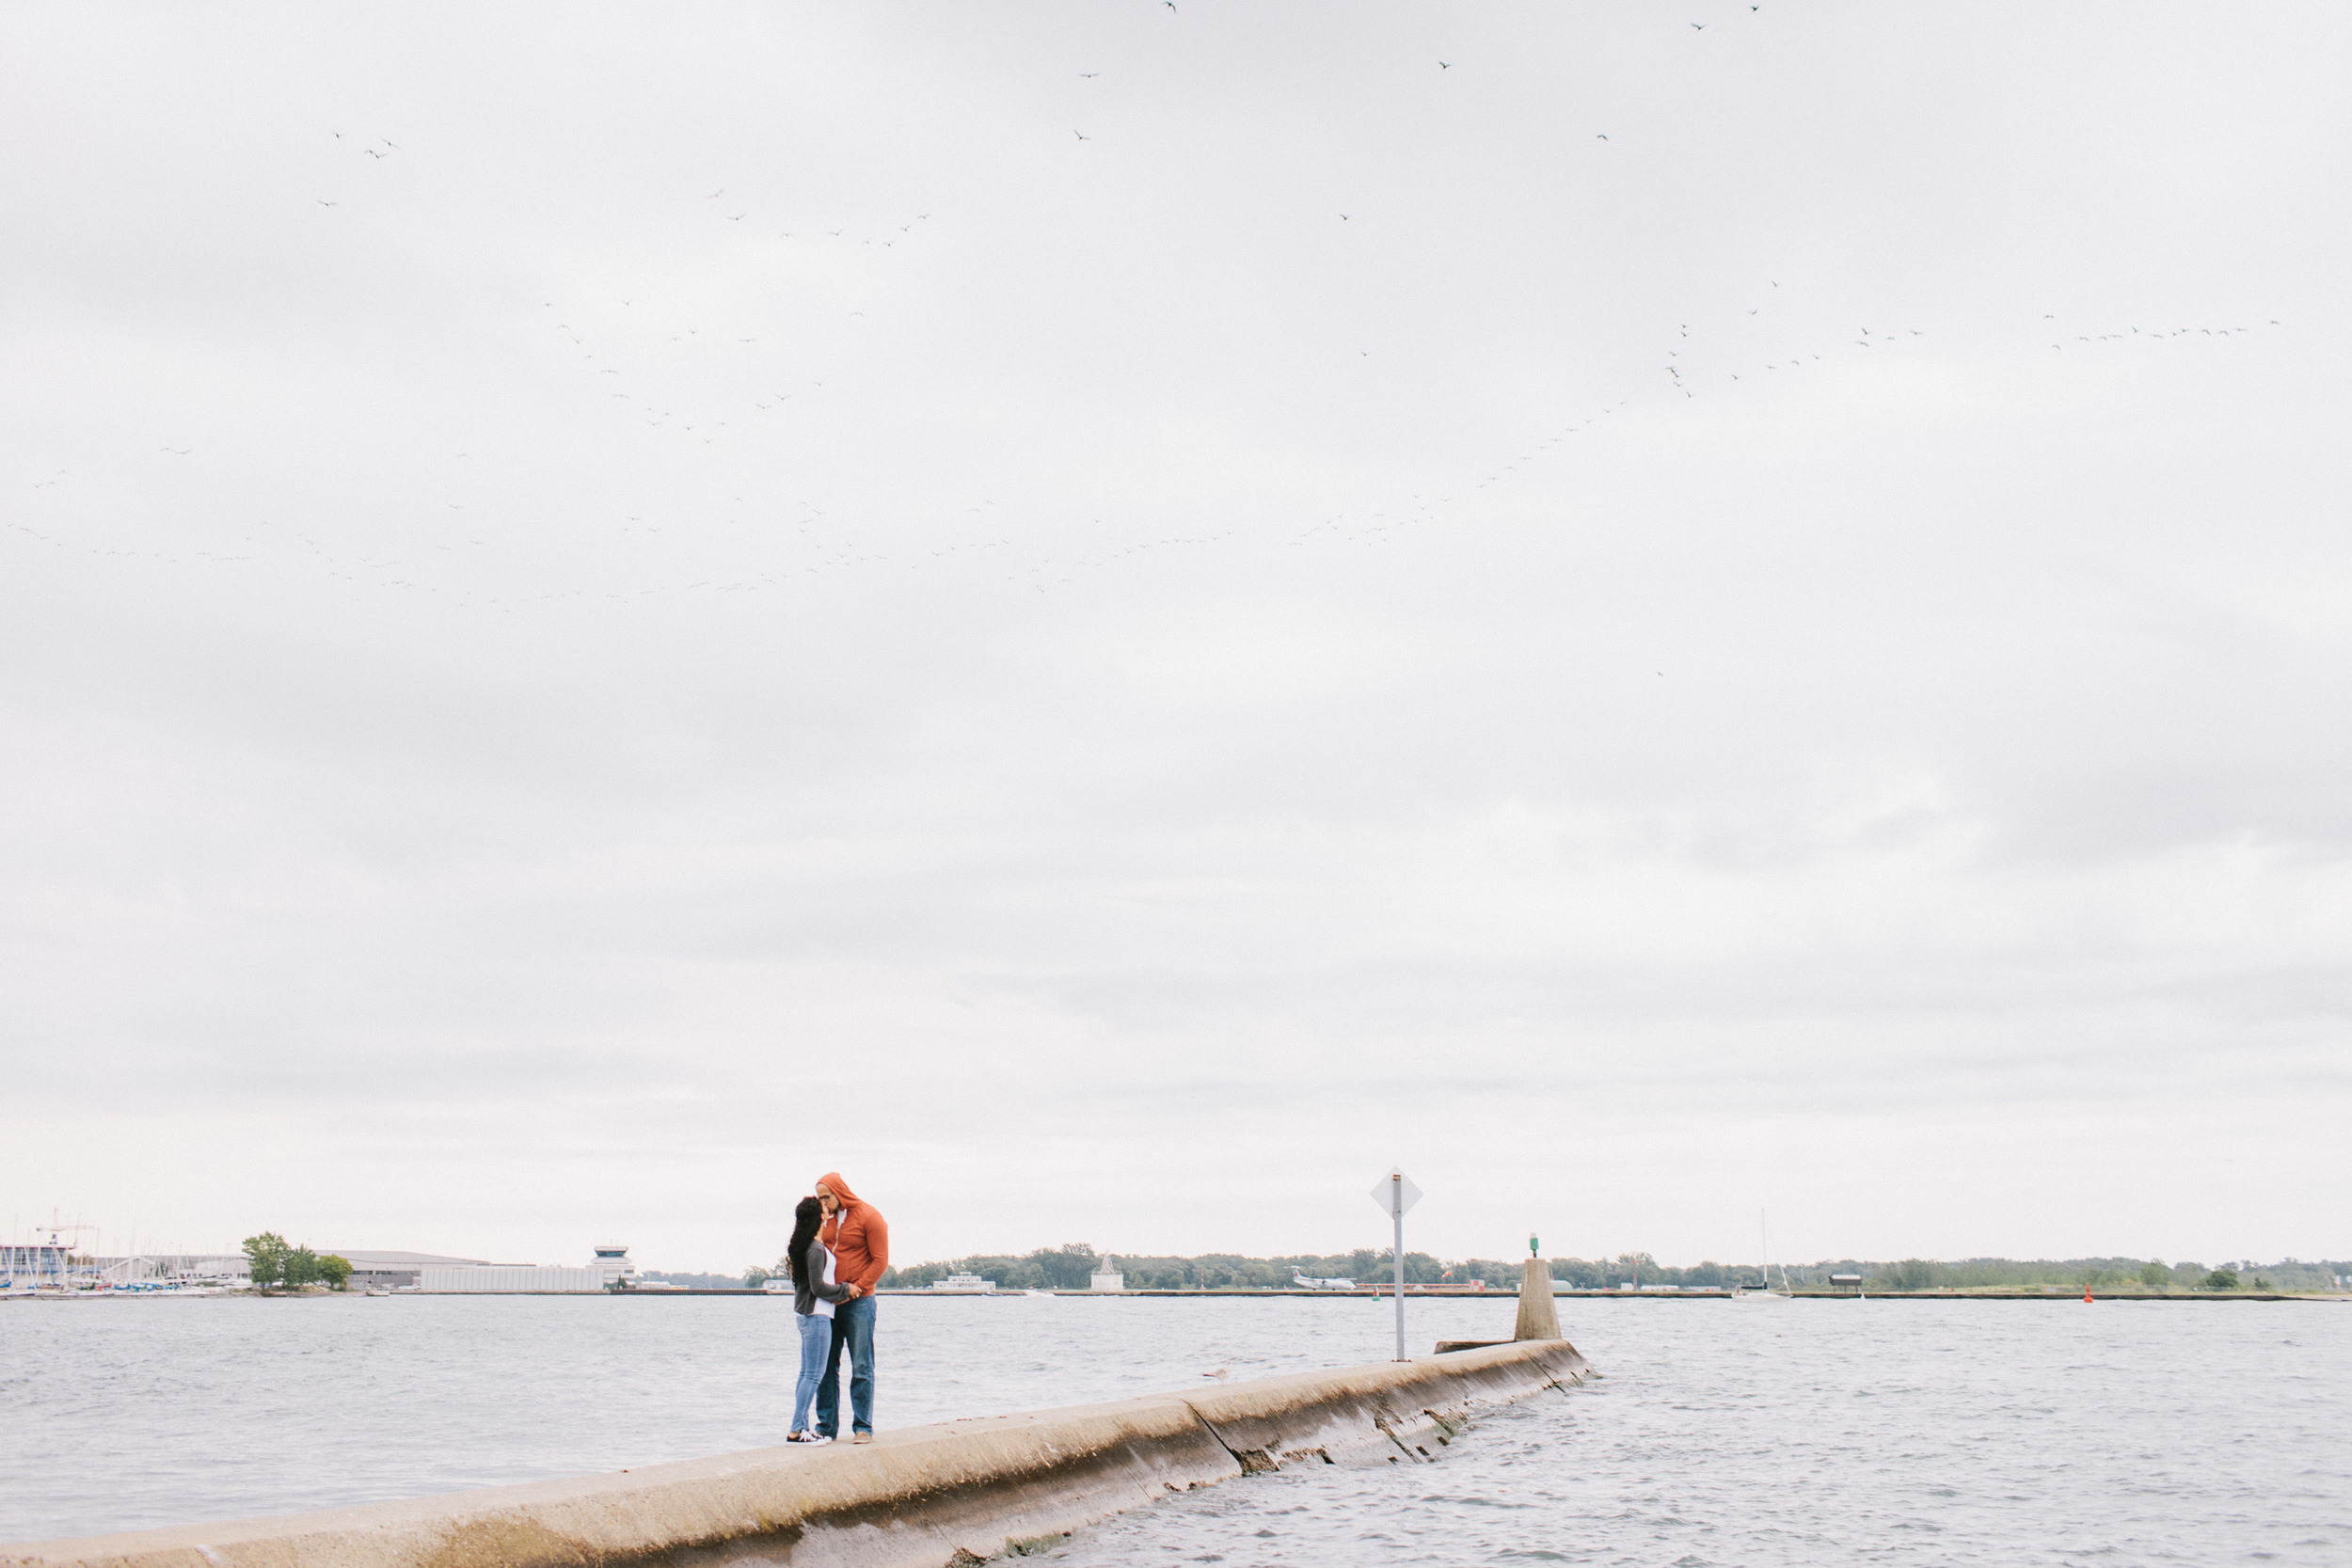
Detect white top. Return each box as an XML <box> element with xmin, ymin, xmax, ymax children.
<box><xmin>810</xmin><ymin>1243</ymin><xmax>839</xmax><ymax>1320</ymax></box>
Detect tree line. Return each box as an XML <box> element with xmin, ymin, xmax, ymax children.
<box><xmin>1853</xmin><ymin>1257</ymin><xmax>2338</xmax><ymax>1292</ymax></box>
<box><xmin>241</xmin><ymin>1232</ymin><xmax>352</xmax><ymax>1291</ymax></box>
<box><xmin>820</xmin><ymin>1245</ymin><xmax>2348</xmax><ymax>1293</ymax></box>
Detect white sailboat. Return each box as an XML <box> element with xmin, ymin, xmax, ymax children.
<box><xmin>1739</xmin><ymin>1211</ymin><xmax>1792</xmax><ymax>1299</ymax></box>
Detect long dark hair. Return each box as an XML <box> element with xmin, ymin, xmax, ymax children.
<box><xmin>786</xmin><ymin>1196</ymin><xmax>824</xmax><ymax>1287</ymax></box>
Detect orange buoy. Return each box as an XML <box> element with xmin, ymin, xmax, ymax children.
<box><xmin>2083</xmin><ymin>1286</ymin><xmax>2094</xmax><ymax>1303</ymax></box>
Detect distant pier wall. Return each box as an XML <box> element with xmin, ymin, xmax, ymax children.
<box><xmin>4</xmin><ymin>1339</ymin><xmax>1593</xmax><ymax>1568</ymax></box>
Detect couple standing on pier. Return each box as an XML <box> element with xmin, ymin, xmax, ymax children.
<box><xmin>785</xmin><ymin>1172</ymin><xmax>887</xmax><ymax>1445</ymax></box>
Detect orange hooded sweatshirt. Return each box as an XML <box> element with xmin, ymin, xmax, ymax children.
<box><xmin>818</xmin><ymin>1171</ymin><xmax>889</xmax><ymax>1294</ymax></box>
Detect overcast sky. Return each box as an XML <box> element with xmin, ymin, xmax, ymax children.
<box><xmin>4</xmin><ymin>4</ymin><xmax>2345</xmax><ymax>1275</ymax></box>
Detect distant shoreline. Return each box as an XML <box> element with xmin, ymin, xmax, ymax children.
<box><xmin>403</xmin><ymin>1287</ymin><xmax>2348</xmax><ymax>1302</ymax></box>
<box><xmin>15</xmin><ymin>1286</ymin><xmax>2339</xmax><ymax>1303</ymax></box>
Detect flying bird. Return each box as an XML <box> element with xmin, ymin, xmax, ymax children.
<box><xmin>1438</xmin><ymin>60</ymin><xmax>1451</xmax><ymax>68</ymax></box>
<box><xmin>1691</xmin><ymin>21</ymin><xmax>1705</xmax><ymax>28</ymax></box>
<box><xmin>1074</xmin><ymin>129</ymin><xmax>1090</xmax><ymax>140</ymax></box>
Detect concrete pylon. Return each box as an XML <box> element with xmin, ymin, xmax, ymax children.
<box><xmin>1513</xmin><ymin>1257</ymin><xmax>1562</xmax><ymax>1340</ymax></box>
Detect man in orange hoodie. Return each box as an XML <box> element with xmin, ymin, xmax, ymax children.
<box><xmin>814</xmin><ymin>1171</ymin><xmax>887</xmax><ymax>1442</ymax></box>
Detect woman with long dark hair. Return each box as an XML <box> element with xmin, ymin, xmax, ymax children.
<box><xmin>785</xmin><ymin>1194</ymin><xmax>854</xmax><ymax>1442</ymax></box>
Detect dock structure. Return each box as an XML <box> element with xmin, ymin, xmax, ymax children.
<box><xmin>2</xmin><ymin>1340</ymin><xmax>1593</xmax><ymax>1568</ymax></box>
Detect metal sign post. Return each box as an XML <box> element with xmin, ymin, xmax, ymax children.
<box><xmin>1368</xmin><ymin>1168</ymin><xmax>1423</xmax><ymax>1360</ymax></box>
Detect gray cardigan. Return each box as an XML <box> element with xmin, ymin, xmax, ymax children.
<box><xmin>793</xmin><ymin>1236</ymin><xmax>853</xmax><ymax>1317</ymax></box>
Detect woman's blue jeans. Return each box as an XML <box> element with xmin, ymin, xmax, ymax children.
<box><xmin>791</xmin><ymin>1312</ymin><xmax>832</xmax><ymax>1433</ymax></box>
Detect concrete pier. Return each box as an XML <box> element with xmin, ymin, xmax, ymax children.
<box><xmin>3</xmin><ymin>1339</ymin><xmax>1592</xmax><ymax>1568</ymax></box>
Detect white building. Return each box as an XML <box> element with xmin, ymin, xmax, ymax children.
<box><xmin>322</xmin><ymin>1251</ymin><xmax>488</xmax><ymax>1291</ymax></box>
<box><xmin>4</xmin><ymin>1242</ymin><xmax>80</xmax><ymax>1291</ymax></box>
<box><xmin>1089</xmin><ymin>1258</ymin><xmax>1125</xmax><ymax>1291</ymax></box>
<box><xmin>420</xmin><ymin>1243</ymin><xmax>639</xmax><ymax>1293</ymax></box>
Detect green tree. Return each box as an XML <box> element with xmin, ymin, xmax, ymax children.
<box><xmin>2137</xmin><ymin>1260</ymin><xmax>2169</xmax><ymax>1291</ymax></box>
<box><xmin>1609</xmin><ymin>1252</ymin><xmax>1659</xmax><ymax>1289</ymax></box>
<box><xmin>282</xmin><ymin>1245</ymin><xmax>321</xmax><ymax>1289</ymax></box>
<box><xmin>316</xmin><ymin>1254</ymin><xmax>353</xmax><ymax>1291</ymax></box>
<box><xmin>1025</xmin><ymin>1243</ymin><xmax>1100</xmax><ymax>1291</ymax></box>
<box><xmin>743</xmin><ymin>1265</ymin><xmax>773</xmax><ymax>1289</ymax></box>
<box><xmin>2202</xmin><ymin>1269</ymin><xmax>2239</xmax><ymax>1291</ymax></box>
<box><xmin>1881</xmin><ymin>1259</ymin><xmax>1938</xmax><ymax>1291</ymax></box>
<box><xmin>887</xmin><ymin>1261</ymin><xmax>947</xmax><ymax>1288</ymax></box>
<box><xmin>242</xmin><ymin>1232</ymin><xmax>290</xmax><ymax>1291</ymax></box>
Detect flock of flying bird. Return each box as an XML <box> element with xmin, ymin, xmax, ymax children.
<box><xmin>4</xmin><ymin>11</ymin><xmax>2293</xmax><ymax>612</ymax></box>
<box><xmin>8</xmin><ymin>292</ymin><xmax>2278</xmax><ymax>609</ymax></box>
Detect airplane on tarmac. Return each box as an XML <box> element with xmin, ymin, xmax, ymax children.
<box><xmin>1291</xmin><ymin>1268</ymin><xmax>1358</xmax><ymax>1291</ymax></box>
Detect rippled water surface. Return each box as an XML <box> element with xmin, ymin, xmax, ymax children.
<box><xmin>6</xmin><ymin>1293</ymin><xmax>2347</xmax><ymax>1563</ymax></box>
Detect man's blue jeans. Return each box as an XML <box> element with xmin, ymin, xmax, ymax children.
<box><xmin>816</xmin><ymin>1294</ymin><xmax>876</xmax><ymax>1436</ymax></box>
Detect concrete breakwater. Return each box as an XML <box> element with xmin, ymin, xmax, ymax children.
<box><xmin>4</xmin><ymin>1338</ymin><xmax>1593</xmax><ymax>1568</ymax></box>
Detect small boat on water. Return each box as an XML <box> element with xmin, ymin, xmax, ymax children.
<box><xmin>928</xmin><ymin>1273</ymin><xmax>998</xmax><ymax>1293</ymax></box>
<box><xmin>1743</xmin><ymin>1210</ymin><xmax>1798</xmax><ymax>1300</ymax></box>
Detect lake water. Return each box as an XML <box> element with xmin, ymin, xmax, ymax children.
<box><xmin>4</xmin><ymin>1293</ymin><xmax>2347</xmax><ymax>1563</ymax></box>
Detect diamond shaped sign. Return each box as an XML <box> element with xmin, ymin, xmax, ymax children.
<box><xmin>1369</xmin><ymin>1169</ymin><xmax>1422</xmax><ymax>1217</ymax></box>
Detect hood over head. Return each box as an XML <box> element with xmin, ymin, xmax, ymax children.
<box><xmin>818</xmin><ymin>1171</ymin><xmax>863</xmax><ymax>1209</ymax></box>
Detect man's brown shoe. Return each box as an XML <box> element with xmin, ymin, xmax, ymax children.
<box><xmin>851</xmin><ymin>1432</ymin><xmax>873</xmax><ymax>1444</ymax></box>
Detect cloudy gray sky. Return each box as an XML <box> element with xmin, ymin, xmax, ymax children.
<box><xmin>5</xmin><ymin>3</ymin><xmax>2344</xmax><ymax>1275</ymax></box>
